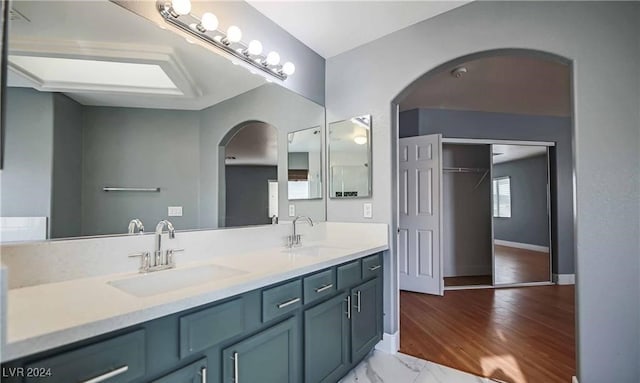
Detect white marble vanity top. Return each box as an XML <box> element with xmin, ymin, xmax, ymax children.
<box><xmin>1</xmin><ymin>233</ymin><xmax>387</xmax><ymax>362</ymax></box>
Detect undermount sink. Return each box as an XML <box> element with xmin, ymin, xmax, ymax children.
<box><xmin>281</xmin><ymin>244</ymin><xmax>348</xmax><ymax>257</ymax></box>
<box><xmin>108</xmin><ymin>264</ymin><xmax>247</xmax><ymax>297</ymax></box>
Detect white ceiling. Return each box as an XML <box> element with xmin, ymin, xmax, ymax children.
<box><xmin>7</xmin><ymin>1</ymin><xmax>265</xmax><ymax>110</ymax></box>
<box><xmin>492</xmin><ymin>145</ymin><xmax>547</xmax><ymax>164</ymax></box>
<box><xmin>247</xmin><ymin>1</ymin><xmax>471</xmax><ymax>58</ymax></box>
<box><xmin>289</xmin><ymin>127</ymin><xmax>322</xmax><ymax>153</ymax></box>
<box><xmin>400</xmin><ymin>55</ymin><xmax>571</xmax><ymax>116</ymax></box>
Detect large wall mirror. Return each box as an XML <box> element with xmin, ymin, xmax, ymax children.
<box><xmin>328</xmin><ymin>115</ymin><xmax>372</xmax><ymax>198</ymax></box>
<box><xmin>0</xmin><ymin>0</ymin><xmax>325</xmax><ymax>242</ymax></box>
<box><xmin>287</xmin><ymin>127</ymin><xmax>322</xmax><ymax>200</ymax></box>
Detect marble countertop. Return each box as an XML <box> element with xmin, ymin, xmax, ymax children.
<box><xmin>2</xmin><ymin>240</ymin><xmax>387</xmax><ymax>362</ymax></box>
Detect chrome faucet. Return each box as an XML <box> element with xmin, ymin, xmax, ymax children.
<box><xmin>155</xmin><ymin>220</ymin><xmax>175</xmax><ymax>266</ymax></box>
<box><xmin>130</xmin><ymin>220</ymin><xmax>183</xmax><ymax>273</ymax></box>
<box><xmin>288</xmin><ymin>216</ymin><xmax>314</xmax><ymax>247</ymax></box>
<box><xmin>127</xmin><ymin>219</ymin><xmax>144</xmax><ymax>234</ymax></box>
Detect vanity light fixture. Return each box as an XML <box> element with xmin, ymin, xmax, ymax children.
<box><xmin>354</xmin><ymin>136</ymin><xmax>368</xmax><ymax>145</ymax></box>
<box><xmin>157</xmin><ymin>0</ymin><xmax>295</xmax><ymax>80</ymax></box>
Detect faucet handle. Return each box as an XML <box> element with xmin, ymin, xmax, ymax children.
<box><xmin>129</xmin><ymin>251</ymin><xmax>150</xmax><ymax>273</ymax></box>
<box><xmin>166</xmin><ymin>248</ymin><xmax>184</xmax><ymax>267</ymax></box>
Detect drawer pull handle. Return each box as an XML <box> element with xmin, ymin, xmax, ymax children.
<box><xmin>315</xmin><ymin>283</ymin><xmax>334</xmax><ymax>293</ymax></box>
<box><xmin>81</xmin><ymin>365</ymin><xmax>128</xmax><ymax>383</ymax></box>
<box><xmin>354</xmin><ymin>291</ymin><xmax>361</xmax><ymax>313</ymax></box>
<box><xmin>277</xmin><ymin>297</ymin><xmax>301</xmax><ymax>309</ymax></box>
<box><xmin>345</xmin><ymin>295</ymin><xmax>351</xmax><ymax>319</ymax></box>
<box><xmin>201</xmin><ymin>366</ymin><xmax>207</xmax><ymax>383</ymax></box>
<box><xmin>233</xmin><ymin>352</ymin><xmax>239</xmax><ymax>383</ymax></box>
<box><xmin>369</xmin><ymin>265</ymin><xmax>381</xmax><ymax>271</ymax></box>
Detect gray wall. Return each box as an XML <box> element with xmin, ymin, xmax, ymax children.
<box><xmin>442</xmin><ymin>144</ymin><xmax>492</xmax><ymax>277</ymax></box>
<box><xmin>200</xmin><ymin>84</ymin><xmax>326</xmax><ymax>229</ymax></box>
<box><xmin>326</xmin><ymin>2</ymin><xmax>640</xmax><ymax>381</ymax></box>
<box><xmin>493</xmin><ymin>154</ymin><xmax>549</xmax><ymax>248</ymax></box>
<box><xmin>51</xmin><ymin>94</ymin><xmax>83</xmax><ymax>239</ymax></box>
<box><xmin>225</xmin><ymin>165</ymin><xmax>277</xmax><ymax>227</ymax></box>
<box><xmin>81</xmin><ymin>107</ymin><xmax>200</xmax><ymax>235</ymax></box>
<box><xmin>288</xmin><ymin>152</ymin><xmax>309</xmax><ymax>170</ymax></box>
<box><xmin>401</xmin><ymin>108</ymin><xmax>571</xmax><ymax>274</ymax></box>
<box><xmin>1</xmin><ymin>88</ymin><xmax>53</xmax><ymax>224</ymax></box>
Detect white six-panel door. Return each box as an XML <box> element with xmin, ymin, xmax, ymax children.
<box><xmin>398</xmin><ymin>134</ymin><xmax>444</xmax><ymax>295</ymax></box>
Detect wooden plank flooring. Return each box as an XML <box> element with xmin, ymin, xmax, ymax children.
<box><xmin>494</xmin><ymin>245</ymin><xmax>550</xmax><ymax>284</ymax></box>
<box><xmin>444</xmin><ymin>275</ymin><xmax>492</xmax><ymax>286</ymax></box>
<box><xmin>400</xmin><ymin>286</ymin><xmax>575</xmax><ymax>383</ymax></box>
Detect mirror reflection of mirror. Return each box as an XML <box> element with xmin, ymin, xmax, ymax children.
<box><xmin>287</xmin><ymin>127</ymin><xmax>322</xmax><ymax>200</ymax></box>
<box><xmin>491</xmin><ymin>144</ymin><xmax>551</xmax><ymax>285</ymax></box>
<box><xmin>0</xmin><ymin>1</ymin><xmax>325</xmax><ymax>242</ymax></box>
<box><xmin>328</xmin><ymin>115</ymin><xmax>372</xmax><ymax>198</ymax></box>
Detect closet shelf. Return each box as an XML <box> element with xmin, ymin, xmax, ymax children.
<box><xmin>443</xmin><ymin>167</ymin><xmax>490</xmax><ymax>190</ymax></box>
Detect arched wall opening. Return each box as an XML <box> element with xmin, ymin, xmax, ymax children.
<box><xmin>390</xmin><ymin>48</ymin><xmax>576</xmax><ymax>381</ymax></box>
<box><xmin>218</xmin><ymin>120</ymin><xmax>278</xmax><ymax>228</ymax></box>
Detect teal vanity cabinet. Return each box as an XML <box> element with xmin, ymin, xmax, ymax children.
<box><xmin>304</xmin><ymin>292</ymin><xmax>351</xmax><ymax>383</ymax></box>
<box><xmin>153</xmin><ymin>358</ymin><xmax>207</xmax><ymax>383</ymax></box>
<box><xmin>351</xmin><ymin>277</ymin><xmax>382</xmax><ymax>363</ymax></box>
<box><xmin>222</xmin><ymin>316</ymin><xmax>301</xmax><ymax>383</ymax></box>
<box><xmin>1</xmin><ymin>252</ymin><xmax>383</xmax><ymax>383</ymax></box>
<box><xmin>304</xmin><ymin>253</ymin><xmax>384</xmax><ymax>383</ymax></box>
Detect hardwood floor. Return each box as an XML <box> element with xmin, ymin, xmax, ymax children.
<box><xmin>444</xmin><ymin>275</ymin><xmax>492</xmax><ymax>286</ymax></box>
<box><xmin>400</xmin><ymin>286</ymin><xmax>575</xmax><ymax>383</ymax></box>
<box><xmin>494</xmin><ymin>245</ymin><xmax>550</xmax><ymax>284</ymax></box>
<box><xmin>444</xmin><ymin>246</ymin><xmax>551</xmax><ymax>287</ymax></box>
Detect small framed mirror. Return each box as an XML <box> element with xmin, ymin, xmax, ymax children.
<box><xmin>328</xmin><ymin>115</ymin><xmax>372</xmax><ymax>198</ymax></box>
<box><xmin>287</xmin><ymin>126</ymin><xmax>323</xmax><ymax>200</ymax></box>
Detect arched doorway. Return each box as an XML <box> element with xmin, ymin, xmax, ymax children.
<box><xmin>218</xmin><ymin>121</ymin><xmax>278</xmax><ymax>228</ymax></box>
<box><xmin>392</xmin><ymin>49</ymin><xmax>576</xmax><ymax>383</ymax></box>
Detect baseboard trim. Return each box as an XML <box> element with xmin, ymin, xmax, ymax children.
<box><xmin>375</xmin><ymin>331</ymin><xmax>399</xmax><ymax>354</ymax></box>
<box><xmin>572</xmin><ymin>376</ymin><xmax>578</xmax><ymax>383</ymax></box>
<box><xmin>553</xmin><ymin>274</ymin><xmax>576</xmax><ymax>285</ymax></box>
<box><xmin>494</xmin><ymin>239</ymin><xmax>549</xmax><ymax>253</ymax></box>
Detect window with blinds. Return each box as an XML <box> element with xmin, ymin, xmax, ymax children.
<box><xmin>492</xmin><ymin>176</ymin><xmax>512</xmax><ymax>218</ymax></box>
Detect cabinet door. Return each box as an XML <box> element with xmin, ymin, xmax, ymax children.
<box><xmin>222</xmin><ymin>317</ymin><xmax>300</xmax><ymax>383</ymax></box>
<box><xmin>351</xmin><ymin>278</ymin><xmax>382</xmax><ymax>362</ymax></box>
<box><xmin>304</xmin><ymin>293</ymin><xmax>350</xmax><ymax>383</ymax></box>
<box><xmin>153</xmin><ymin>358</ymin><xmax>207</xmax><ymax>383</ymax></box>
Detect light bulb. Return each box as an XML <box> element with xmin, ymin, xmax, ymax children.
<box><xmin>171</xmin><ymin>0</ymin><xmax>191</xmax><ymax>15</ymax></box>
<box><xmin>226</xmin><ymin>26</ymin><xmax>242</xmax><ymax>43</ymax></box>
<box><xmin>266</xmin><ymin>51</ymin><xmax>280</xmax><ymax>66</ymax></box>
<box><xmin>248</xmin><ymin>40</ymin><xmax>263</xmax><ymax>55</ymax></box>
<box><xmin>354</xmin><ymin>136</ymin><xmax>367</xmax><ymax>145</ymax></box>
<box><xmin>282</xmin><ymin>62</ymin><xmax>295</xmax><ymax>76</ymax></box>
<box><xmin>200</xmin><ymin>12</ymin><xmax>219</xmax><ymax>31</ymax></box>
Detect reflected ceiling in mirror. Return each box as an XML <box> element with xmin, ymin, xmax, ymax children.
<box><xmin>328</xmin><ymin>115</ymin><xmax>372</xmax><ymax>199</ymax></box>
<box><xmin>7</xmin><ymin>0</ymin><xmax>267</xmax><ymax>110</ymax></box>
<box><xmin>1</xmin><ymin>1</ymin><xmax>326</xmax><ymax>243</ymax></box>
<box><xmin>287</xmin><ymin>127</ymin><xmax>322</xmax><ymax>200</ymax></box>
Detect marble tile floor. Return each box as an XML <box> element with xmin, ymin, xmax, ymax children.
<box><xmin>339</xmin><ymin>350</ymin><xmax>499</xmax><ymax>383</ymax></box>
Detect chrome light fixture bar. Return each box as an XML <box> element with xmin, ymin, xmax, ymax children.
<box><xmin>156</xmin><ymin>0</ymin><xmax>295</xmax><ymax>81</ymax></box>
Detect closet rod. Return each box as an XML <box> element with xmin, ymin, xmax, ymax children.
<box><xmin>443</xmin><ymin>167</ymin><xmax>488</xmax><ymax>173</ymax></box>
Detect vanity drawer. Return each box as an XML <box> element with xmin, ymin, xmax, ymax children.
<box><xmin>179</xmin><ymin>297</ymin><xmax>245</xmax><ymax>358</ymax></box>
<box><xmin>303</xmin><ymin>268</ymin><xmax>336</xmax><ymax>304</ymax></box>
<box><xmin>337</xmin><ymin>260</ymin><xmax>362</xmax><ymax>290</ymax></box>
<box><xmin>362</xmin><ymin>253</ymin><xmax>383</xmax><ymax>280</ymax></box>
<box><xmin>262</xmin><ymin>279</ymin><xmax>302</xmax><ymax>322</ymax></box>
<box><xmin>25</xmin><ymin>330</ymin><xmax>145</xmax><ymax>383</ymax></box>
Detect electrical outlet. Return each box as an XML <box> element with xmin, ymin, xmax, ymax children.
<box><xmin>363</xmin><ymin>203</ymin><xmax>373</xmax><ymax>218</ymax></box>
<box><xmin>289</xmin><ymin>204</ymin><xmax>296</xmax><ymax>217</ymax></box>
<box><xmin>168</xmin><ymin>206</ymin><xmax>183</xmax><ymax>217</ymax></box>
